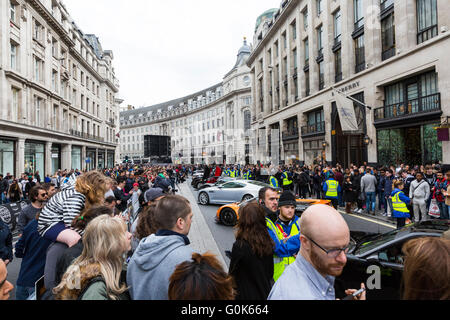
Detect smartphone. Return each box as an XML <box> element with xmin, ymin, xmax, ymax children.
<box><xmin>342</xmin><ymin>287</ymin><xmax>366</xmax><ymax>300</ymax></box>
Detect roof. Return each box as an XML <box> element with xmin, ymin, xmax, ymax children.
<box><xmin>120</xmin><ymin>82</ymin><xmax>223</xmax><ymax>120</ymax></box>
<box><xmin>255</xmin><ymin>8</ymin><xmax>278</xmax><ymax>31</ymax></box>
<box><xmin>224</xmin><ymin>38</ymin><xmax>251</xmax><ymax>78</ymax></box>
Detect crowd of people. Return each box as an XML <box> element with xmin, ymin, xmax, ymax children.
<box><xmin>214</xmin><ymin>162</ymin><xmax>450</xmax><ymax>227</ymax></box>
<box><xmin>0</xmin><ymin>161</ymin><xmax>449</xmax><ymax>301</ymax></box>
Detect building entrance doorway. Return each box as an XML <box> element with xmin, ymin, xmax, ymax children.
<box><xmin>335</xmin><ymin>116</ymin><xmax>365</xmax><ymax>167</ymax></box>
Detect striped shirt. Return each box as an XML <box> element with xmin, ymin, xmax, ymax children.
<box><xmin>38</xmin><ymin>188</ymin><xmax>86</xmax><ymax>236</ymax></box>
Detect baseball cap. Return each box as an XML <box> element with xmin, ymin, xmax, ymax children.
<box><xmin>133</xmin><ymin>183</ymin><xmax>139</xmax><ymax>187</ymax></box>
<box><xmin>144</xmin><ymin>188</ymin><xmax>164</xmax><ymax>202</ymax></box>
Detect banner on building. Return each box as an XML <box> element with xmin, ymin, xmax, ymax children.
<box><xmin>333</xmin><ymin>90</ymin><xmax>359</xmax><ymax>132</ymax></box>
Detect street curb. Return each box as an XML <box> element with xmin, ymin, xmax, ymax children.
<box><xmin>178</xmin><ymin>182</ymin><xmax>229</xmax><ymax>272</ymax></box>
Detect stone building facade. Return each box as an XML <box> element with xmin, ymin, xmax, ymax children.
<box><xmin>248</xmin><ymin>0</ymin><xmax>450</xmax><ymax>169</ymax></box>
<box><xmin>120</xmin><ymin>39</ymin><xmax>253</xmax><ymax>165</ymax></box>
<box><xmin>0</xmin><ymin>0</ymin><xmax>120</xmax><ymax>177</ymax></box>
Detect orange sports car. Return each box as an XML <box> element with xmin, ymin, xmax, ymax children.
<box><xmin>216</xmin><ymin>197</ymin><xmax>331</xmax><ymax>226</ymax></box>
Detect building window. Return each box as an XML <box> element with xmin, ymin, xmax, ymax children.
<box><xmin>304</xmin><ymin>38</ymin><xmax>309</xmax><ymax>65</ymax></box>
<box><xmin>282</xmin><ymin>32</ymin><xmax>287</xmax><ymax>50</ymax></box>
<box><xmin>52</xmin><ymin>70</ymin><xmax>58</xmax><ymax>93</ymax></box>
<box><xmin>354</xmin><ymin>0</ymin><xmax>364</xmax><ymax>30</ymax></box>
<box><xmin>34</xmin><ymin>97</ymin><xmax>42</xmax><ymax>125</ymax></box>
<box><xmin>316</xmin><ymin>0</ymin><xmax>323</xmax><ymax>15</ymax></box>
<box><xmin>335</xmin><ymin>49</ymin><xmax>342</xmax><ymax>82</ymax></box>
<box><xmin>317</xmin><ymin>25</ymin><xmax>323</xmax><ymax>57</ymax></box>
<box><xmin>303</xmin><ymin>7</ymin><xmax>308</xmax><ymax>30</ymax></box>
<box><xmin>355</xmin><ymin>34</ymin><xmax>365</xmax><ymax>73</ymax></box>
<box><xmin>10</xmin><ymin>42</ymin><xmax>18</xmax><ymax>70</ymax></box>
<box><xmin>291</xmin><ymin>21</ymin><xmax>297</xmax><ymax>40</ymax></box>
<box><xmin>318</xmin><ymin>60</ymin><xmax>325</xmax><ymax>90</ymax></box>
<box><xmin>305</xmin><ymin>70</ymin><xmax>310</xmax><ymax>97</ymax></box>
<box><xmin>52</xmin><ymin>38</ymin><xmax>58</xmax><ymax>58</ymax></box>
<box><xmin>10</xmin><ymin>1</ymin><xmax>18</xmax><ymax>23</ymax></box>
<box><xmin>11</xmin><ymin>87</ymin><xmax>19</xmax><ymax>122</ymax></box>
<box><xmin>334</xmin><ymin>9</ymin><xmax>342</xmax><ymax>44</ymax></box>
<box><xmin>417</xmin><ymin>0</ymin><xmax>438</xmax><ymax>44</ymax></box>
<box><xmin>34</xmin><ymin>56</ymin><xmax>43</xmax><ymax>82</ymax></box>
<box><xmin>33</xmin><ymin>19</ymin><xmax>43</xmax><ymax>42</ymax></box>
<box><xmin>381</xmin><ymin>11</ymin><xmax>396</xmax><ymax>60</ymax></box>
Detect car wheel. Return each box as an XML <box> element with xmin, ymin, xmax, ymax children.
<box><xmin>241</xmin><ymin>194</ymin><xmax>255</xmax><ymax>202</ymax></box>
<box><xmin>220</xmin><ymin>208</ymin><xmax>237</xmax><ymax>226</ymax></box>
<box><xmin>198</xmin><ymin>192</ymin><xmax>210</xmax><ymax>205</ymax></box>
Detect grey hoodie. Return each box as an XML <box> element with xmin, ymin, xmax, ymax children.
<box><xmin>127</xmin><ymin>233</ymin><xmax>194</xmax><ymax>300</ymax></box>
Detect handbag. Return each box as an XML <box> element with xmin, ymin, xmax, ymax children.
<box><xmin>428</xmin><ymin>199</ymin><xmax>441</xmax><ymax>218</ymax></box>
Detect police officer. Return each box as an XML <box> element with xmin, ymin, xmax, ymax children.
<box><xmin>323</xmin><ymin>172</ymin><xmax>341</xmax><ymax>209</ymax></box>
<box><xmin>229</xmin><ymin>167</ymin><xmax>237</xmax><ymax>178</ymax></box>
<box><xmin>269</xmin><ymin>175</ymin><xmax>280</xmax><ymax>188</ymax></box>
<box><xmin>281</xmin><ymin>169</ymin><xmax>293</xmax><ymax>191</ymax></box>
<box><xmin>391</xmin><ymin>180</ymin><xmax>412</xmax><ymax>229</ymax></box>
<box><xmin>266</xmin><ymin>191</ymin><xmax>300</xmax><ymax>282</ymax></box>
<box><xmin>243</xmin><ymin>169</ymin><xmax>253</xmax><ymax>180</ymax></box>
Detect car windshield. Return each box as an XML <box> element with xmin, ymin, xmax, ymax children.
<box><xmin>354</xmin><ymin>228</ymin><xmax>404</xmax><ymax>255</ymax></box>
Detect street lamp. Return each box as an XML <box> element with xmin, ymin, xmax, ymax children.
<box><xmin>363</xmin><ymin>135</ymin><xmax>372</xmax><ymax>146</ymax></box>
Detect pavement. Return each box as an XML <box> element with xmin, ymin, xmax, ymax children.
<box><xmin>178</xmin><ymin>181</ymin><xmax>229</xmax><ymax>272</ymax></box>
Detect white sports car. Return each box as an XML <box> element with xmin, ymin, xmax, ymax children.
<box><xmin>197</xmin><ymin>180</ymin><xmax>272</xmax><ymax>205</ymax></box>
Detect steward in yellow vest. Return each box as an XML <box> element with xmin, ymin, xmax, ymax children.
<box><xmin>266</xmin><ymin>191</ymin><xmax>300</xmax><ymax>282</ymax></box>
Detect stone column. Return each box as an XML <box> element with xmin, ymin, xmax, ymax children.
<box><xmin>95</xmin><ymin>148</ymin><xmax>99</xmax><ymax>169</ymax></box>
<box><xmin>45</xmin><ymin>141</ymin><xmax>52</xmax><ymax>176</ymax></box>
<box><xmin>81</xmin><ymin>146</ymin><xmax>87</xmax><ymax>171</ymax></box>
<box><xmin>61</xmin><ymin>144</ymin><xmax>72</xmax><ymax>171</ymax></box>
<box><xmin>16</xmin><ymin>139</ymin><xmax>25</xmax><ymax>178</ymax></box>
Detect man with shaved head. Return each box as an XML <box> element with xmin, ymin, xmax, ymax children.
<box><xmin>268</xmin><ymin>204</ymin><xmax>365</xmax><ymax>300</ymax></box>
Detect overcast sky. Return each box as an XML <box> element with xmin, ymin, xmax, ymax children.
<box><xmin>63</xmin><ymin>0</ymin><xmax>279</xmax><ymax>108</ymax></box>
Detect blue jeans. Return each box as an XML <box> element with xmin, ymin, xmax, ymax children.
<box><xmin>0</xmin><ymin>193</ymin><xmax>6</xmax><ymax>204</ymax></box>
<box><xmin>378</xmin><ymin>191</ymin><xmax>385</xmax><ymax>210</ymax></box>
<box><xmin>365</xmin><ymin>192</ymin><xmax>376</xmax><ymax>213</ymax></box>
<box><xmin>338</xmin><ymin>190</ymin><xmax>344</xmax><ymax>207</ymax></box>
<box><xmin>437</xmin><ymin>202</ymin><xmax>449</xmax><ymax>220</ymax></box>
<box><xmin>15</xmin><ymin>286</ymin><xmax>35</xmax><ymax>300</ymax></box>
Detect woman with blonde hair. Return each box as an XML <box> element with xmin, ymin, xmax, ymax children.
<box><xmin>54</xmin><ymin>215</ymin><xmax>131</xmax><ymax>300</ymax></box>
<box><xmin>38</xmin><ymin>171</ymin><xmax>109</xmax><ymax>248</ymax></box>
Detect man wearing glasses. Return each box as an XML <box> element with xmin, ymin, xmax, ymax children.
<box><xmin>17</xmin><ymin>186</ymin><xmax>48</xmax><ymax>237</ymax></box>
<box><xmin>268</xmin><ymin>204</ymin><xmax>365</xmax><ymax>300</ymax></box>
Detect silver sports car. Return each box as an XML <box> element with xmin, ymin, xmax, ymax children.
<box><xmin>197</xmin><ymin>180</ymin><xmax>272</xmax><ymax>205</ymax></box>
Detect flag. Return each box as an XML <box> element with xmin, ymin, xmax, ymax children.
<box><xmin>116</xmin><ymin>132</ymin><xmax>120</xmax><ymax>138</ymax></box>
<box><xmin>333</xmin><ymin>89</ymin><xmax>359</xmax><ymax>132</ymax></box>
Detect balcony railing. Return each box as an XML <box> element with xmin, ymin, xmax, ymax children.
<box><xmin>70</xmin><ymin>129</ymin><xmax>105</xmax><ymax>143</ymax></box>
<box><xmin>282</xmin><ymin>128</ymin><xmax>299</xmax><ymax>141</ymax></box>
<box><xmin>374</xmin><ymin>93</ymin><xmax>441</xmax><ymax>121</ymax></box>
<box><xmin>301</xmin><ymin>121</ymin><xmax>325</xmax><ymax>137</ymax></box>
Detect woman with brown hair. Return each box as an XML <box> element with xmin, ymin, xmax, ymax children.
<box><xmin>169</xmin><ymin>252</ymin><xmax>234</xmax><ymax>300</ymax></box>
<box><xmin>7</xmin><ymin>179</ymin><xmax>22</xmax><ymax>203</ymax></box>
<box><xmin>228</xmin><ymin>201</ymin><xmax>274</xmax><ymax>300</ymax></box>
<box><xmin>402</xmin><ymin>237</ymin><xmax>450</xmax><ymax>300</ymax></box>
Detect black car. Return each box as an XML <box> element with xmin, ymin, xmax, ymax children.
<box><xmin>335</xmin><ymin>220</ymin><xmax>449</xmax><ymax>300</ymax></box>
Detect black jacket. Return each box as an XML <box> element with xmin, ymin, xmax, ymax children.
<box><xmin>229</xmin><ymin>239</ymin><xmax>274</xmax><ymax>300</ymax></box>
<box><xmin>55</xmin><ymin>239</ymin><xmax>84</xmax><ymax>286</ymax></box>
<box><xmin>113</xmin><ymin>188</ymin><xmax>131</xmax><ymax>212</ymax></box>
<box><xmin>0</xmin><ymin>219</ymin><xmax>13</xmax><ymax>262</ymax></box>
